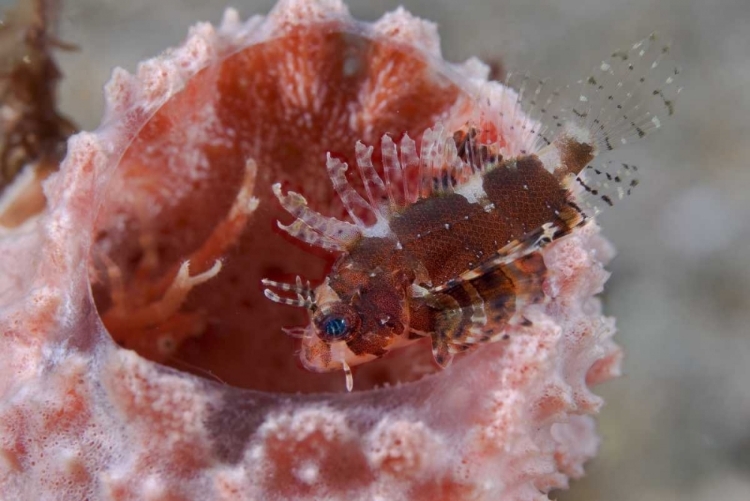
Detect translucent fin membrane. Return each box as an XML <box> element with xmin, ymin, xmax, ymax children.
<box><xmin>573</xmin><ymin>33</ymin><xmax>680</xmax><ymax>153</ymax></box>
<box><xmin>524</xmin><ymin>33</ymin><xmax>681</xmax><ymax>158</ymax></box>
<box><xmin>577</xmin><ymin>160</ymin><xmax>640</xmax><ymax>214</ymax></box>
<box><xmin>502</xmin><ymin>32</ymin><xmax>680</xmax><ymax>214</ymax></box>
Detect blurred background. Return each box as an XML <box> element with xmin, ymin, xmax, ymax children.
<box><xmin>4</xmin><ymin>0</ymin><xmax>747</xmax><ymax>499</ymax></box>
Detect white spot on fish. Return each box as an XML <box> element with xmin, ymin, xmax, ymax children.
<box><xmin>454</xmin><ymin>172</ymin><xmax>487</xmax><ymax>204</ymax></box>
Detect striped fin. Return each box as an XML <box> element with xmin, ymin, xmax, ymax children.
<box><xmin>351</xmin><ymin>127</ymin><xmax>475</xmax><ymax>213</ymax></box>
<box><xmin>380</xmin><ymin>134</ymin><xmax>406</xmax><ymax>206</ymax></box>
<box><xmin>272</xmin><ymin>183</ymin><xmax>361</xmax><ymax>250</ymax></box>
<box><xmin>326</xmin><ymin>153</ymin><xmax>379</xmax><ymax>229</ymax></box>
<box><xmin>274</xmin><ymin>125</ymin><xmax>480</xmax><ymax>254</ymax></box>
<box><xmin>500</xmin><ymin>34</ymin><xmax>680</xmax><ymax>211</ymax></box>
<box><xmin>425</xmin><ymin>292</ymin><xmax>467</xmax><ymax>368</ymax></box>
<box><xmin>525</xmin><ymin>33</ymin><xmax>681</xmax><ymax>168</ymax></box>
<box><xmin>399</xmin><ymin>133</ymin><xmax>420</xmax><ymax>204</ymax></box>
<box><xmin>438</xmin><ymin>256</ymin><xmax>546</xmax><ymax>347</ymax></box>
<box><xmin>354</xmin><ymin>141</ymin><xmax>389</xmax><ymax>213</ymax></box>
<box><xmin>421</xmin><ymin>34</ymin><xmax>681</xmax><ymax>294</ymax></box>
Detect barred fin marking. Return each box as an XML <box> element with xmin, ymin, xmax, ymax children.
<box><xmin>427</xmin><ymin>125</ymin><xmax>453</xmax><ymax>195</ymax></box>
<box><xmin>412</xmin><ymin>123</ymin><xmax>475</xmax><ymax>199</ymax></box>
<box><xmin>342</xmin><ymin>360</ymin><xmax>354</xmax><ymax>392</ymax></box>
<box><xmin>272</xmin><ymin>183</ymin><xmax>360</xmax><ymax>250</ymax></box>
<box><xmin>380</xmin><ymin>134</ymin><xmax>403</xmax><ymax>206</ymax></box>
<box><xmin>399</xmin><ymin>133</ymin><xmax>420</xmax><ymax>204</ymax></box>
<box><xmin>275</xmin><ymin>34</ymin><xmax>677</xmax><ymax>262</ymax></box>
<box><xmin>502</xmin><ymin>33</ymin><xmax>680</xmax><ymax>184</ymax></box>
<box><xmin>262</xmin><ymin>34</ymin><xmax>679</xmax><ymax>377</ymax></box>
<box><xmin>471</xmin><ymin>34</ymin><xmax>680</xmax><ymax>235</ymax></box>
<box><xmin>354</xmin><ymin>141</ymin><xmax>388</xmax><ymax>213</ymax></box>
<box><xmin>422</xmin><ymin>123</ymin><xmax>458</xmax><ymax>197</ymax></box>
<box><xmin>418</xmin><ymin>125</ymin><xmax>440</xmax><ymax>199</ymax></box>
<box><xmin>577</xmin><ymin>34</ymin><xmax>680</xmax><ymax>152</ymax></box>
<box><xmin>326</xmin><ymin>153</ymin><xmax>376</xmax><ymax>228</ymax></box>
<box><xmin>352</xmin><ymin>126</ymin><xmax>476</xmax><ymax>215</ymax></box>
<box><xmin>274</xmin><ymin>126</ymin><xmax>477</xmax><ymax>256</ymax></box>
<box><xmin>262</xmin><ymin>276</ymin><xmax>315</xmax><ymax>310</ymax></box>
<box><xmin>451</xmin><ymin>257</ymin><xmax>545</xmax><ymax>347</ymax></box>
<box><xmin>464</xmin><ymin>282</ymin><xmax>488</xmax><ymax>327</ymax></box>
<box><xmin>430</xmin><ymin>282</ymin><xmax>491</xmax><ymax>353</ymax></box>
<box><xmin>453</xmin><ymin>122</ymin><xmax>504</xmax><ymax>175</ymax></box>
<box><xmin>276</xmin><ymin>219</ymin><xmax>348</xmax><ymax>252</ymax></box>
<box><xmin>577</xmin><ymin>160</ymin><xmax>641</xmax><ymax>214</ymax></box>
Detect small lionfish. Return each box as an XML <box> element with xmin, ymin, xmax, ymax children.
<box><xmin>263</xmin><ymin>34</ymin><xmax>680</xmax><ymax>391</ymax></box>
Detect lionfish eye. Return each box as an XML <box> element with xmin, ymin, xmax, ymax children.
<box><xmin>322</xmin><ymin>316</ymin><xmax>349</xmax><ymax>338</ymax></box>
<box><xmin>315</xmin><ymin>303</ymin><xmax>360</xmax><ymax>343</ymax></box>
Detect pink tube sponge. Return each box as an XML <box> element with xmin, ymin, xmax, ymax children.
<box><xmin>0</xmin><ymin>1</ymin><xmax>622</xmax><ymax>499</ymax></box>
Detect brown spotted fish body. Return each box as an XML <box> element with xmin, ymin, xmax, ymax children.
<box><xmin>263</xmin><ymin>34</ymin><xmax>681</xmax><ymax>390</ymax></box>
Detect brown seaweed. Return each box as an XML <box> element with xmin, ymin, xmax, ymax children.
<box><xmin>0</xmin><ymin>0</ymin><xmax>76</xmax><ymax>194</ymax></box>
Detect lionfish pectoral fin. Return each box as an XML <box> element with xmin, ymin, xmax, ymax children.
<box><xmin>431</xmin><ymin>328</ymin><xmax>474</xmax><ymax>368</ymax></box>
<box><xmin>431</xmin><ymin>221</ymin><xmax>569</xmax><ymax>295</ymax></box>
<box><xmin>431</xmin><ymin>333</ymin><xmax>454</xmax><ymax>369</ymax></box>
<box><xmin>429</xmin><ymin>297</ymin><xmax>465</xmax><ymax>368</ymax></box>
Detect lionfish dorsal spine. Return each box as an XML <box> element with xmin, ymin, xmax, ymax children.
<box><xmin>326</xmin><ymin>153</ymin><xmax>377</xmax><ymax>229</ymax></box>
<box><xmin>379</xmin><ymin>134</ymin><xmax>402</xmax><ymax>206</ymax></box>
<box><xmin>418</xmin><ymin>123</ymin><xmax>443</xmax><ymax>198</ymax></box>
<box><xmin>354</xmin><ymin>141</ymin><xmax>388</xmax><ymax>213</ymax></box>
<box><xmin>272</xmin><ymin>183</ymin><xmax>360</xmax><ymax>251</ymax></box>
<box><xmin>398</xmin><ymin>133</ymin><xmax>420</xmax><ymax>204</ymax></box>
